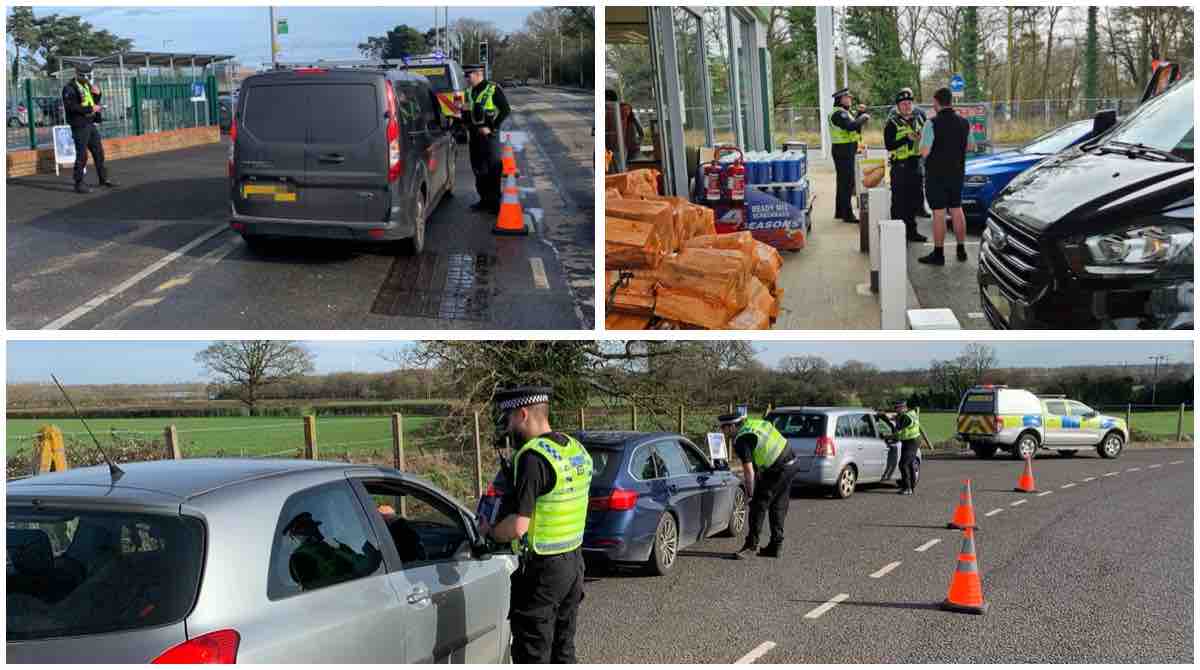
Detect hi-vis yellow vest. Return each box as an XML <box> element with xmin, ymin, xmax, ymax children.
<box><xmin>829</xmin><ymin>109</ymin><xmax>861</xmax><ymax>145</ymax></box>
<box><xmin>76</xmin><ymin>81</ymin><xmax>95</xmax><ymax>108</ymax></box>
<box><xmin>512</xmin><ymin>435</ymin><xmax>593</xmax><ymax>556</ymax></box>
<box><xmin>737</xmin><ymin>418</ymin><xmax>788</xmax><ymax>468</ymax></box>
<box><xmin>897</xmin><ymin>409</ymin><xmax>921</xmax><ymax>441</ymax></box>
<box><xmin>889</xmin><ymin>116</ymin><xmax>922</xmax><ymax>161</ymax></box>
<box><xmin>466</xmin><ymin>82</ymin><xmax>498</xmax><ymax>125</ymax></box>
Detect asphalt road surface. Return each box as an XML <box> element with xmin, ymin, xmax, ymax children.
<box><xmin>576</xmin><ymin>447</ymin><xmax>1193</xmax><ymax>663</ymax></box>
<box><xmin>6</xmin><ymin>86</ymin><xmax>594</xmax><ymax>330</ymax></box>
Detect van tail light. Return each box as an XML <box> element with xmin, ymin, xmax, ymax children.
<box><xmin>227</xmin><ymin>116</ymin><xmax>237</xmax><ymax>178</ymax></box>
<box><xmin>994</xmin><ymin>416</ymin><xmax>1004</xmax><ymax>433</ymax></box>
<box><xmin>814</xmin><ymin>436</ymin><xmax>836</xmax><ymax>458</ymax></box>
<box><xmin>153</xmin><ymin>629</ymin><xmax>240</xmax><ymax>664</ymax></box>
<box><xmin>385</xmin><ymin>84</ymin><xmax>402</xmax><ymax>182</ymax></box>
<box><xmin>589</xmin><ymin>488</ymin><xmax>639</xmax><ymax>512</ymax></box>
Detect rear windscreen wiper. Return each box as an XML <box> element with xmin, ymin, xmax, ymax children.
<box><xmin>1097</xmin><ymin>140</ymin><xmax>1187</xmax><ymax>162</ymax></box>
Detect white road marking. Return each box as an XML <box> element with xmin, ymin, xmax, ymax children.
<box><xmin>1148</xmin><ymin>464</ymin><xmax>1163</xmax><ymax>469</ymax></box>
<box><xmin>1010</xmin><ymin>499</ymin><xmax>1027</xmax><ymax>507</ymax></box>
<box><xmin>41</xmin><ymin>224</ymin><xmax>228</xmax><ymax>329</ymax></box>
<box><xmin>1037</xmin><ymin>491</ymin><xmax>1053</xmax><ymax>497</ymax></box>
<box><xmin>870</xmin><ymin>562</ymin><xmax>902</xmax><ymax>579</ymax></box>
<box><xmin>966</xmin><ymin>312</ymin><xmax>985</xmax><ymax>320</ymax></box>
<box><xmin>1169</xmin><ymin>460</ymin><xmax>1185</xmax><ymax>465</ymax></box>
<box><xmin>1126</xmin><ymin>467</ymin><xmax>1141</xmax><ymax>472</ymax></box>
<box><xmin>985</xmin><ymin>508</ymin><xmax>1004</xmax><ymax>517</ymax></box>
<box><xmin>1082</xmin><ymin>477</ymin><xmax>1096</xmax><ymax>482</ymax></box>
<box><xmin>804</xmin><ymin>594</ymin><xmax>850</xmax><ymax>620</ymax></box>
<box><xmin>530</xmin><ymin>257</ymin><xmax>550</xmax><ymax>289</ymax></box>
<box><xmin>735</xmin><ymin>641</ymin><xmax>776</xmax><ymax>664</ymax></box>
<box><xmin>1103</xmin><ymin>472</ymin><xmax>1119</xmax><ymax>477</ymax></box>
<box><xmin>1061</xmin><ymin>483</ymin><xmax>1076</xmax><ymax>489</ymax></box>
<box><xmin>914</xmin><ymin>538</ymin><xmax>941</xmax><ymax>553</ymax></box>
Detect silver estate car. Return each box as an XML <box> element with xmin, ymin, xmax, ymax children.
<box><xmin>7</xmin><ymin>459</ymin><xmax>515</xmax><ymax>663</ymax></box>
<box><xmin>766</xmin><ymin>407</ymin><xmax>900</xmax><ymax>499</ymax></box>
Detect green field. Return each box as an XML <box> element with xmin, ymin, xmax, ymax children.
<box><xmin>7</xmin><ymin>415</ymin><xmax>441</xmax><ymax>459</ymax></box>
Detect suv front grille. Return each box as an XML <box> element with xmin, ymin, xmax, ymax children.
<box><xmin>981</xmin><ymin>212</ymin><xmax>1049</xmax><ymax>303</ymax></box>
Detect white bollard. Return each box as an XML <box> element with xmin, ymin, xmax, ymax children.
<box><xmin>907</xmin><ymin>308</ymin><xmax>961</xmax><ymax>330</ymax></box>
<box><xmin>879</xmin><ymin>219</ymin><xmax>908</xmax><ymax>330</ymax></box>
<box><xmin>867</xmin><ymin>187</ymin><xmax>889</xmax><ymax>293</ymax></box>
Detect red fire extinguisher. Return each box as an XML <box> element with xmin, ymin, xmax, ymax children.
<box><xmin>716</xmin><ymin>145</ymin><xmax>746</xmax><ymax>202</ymax></box>
<box><xmin>703</xmin><ymin>155</ymin><xmax>724</xmax><ymax>202</ymax></box>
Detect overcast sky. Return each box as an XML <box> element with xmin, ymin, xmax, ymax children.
<box><xmin>14</xmin><ymin>6</ymin><xmax>543</xmax><ymax>68</ymax></box>
<box><xmin>7</xmin><ymin>341</ymin><xmax>1192</xmax><ymax>385</ymax></box>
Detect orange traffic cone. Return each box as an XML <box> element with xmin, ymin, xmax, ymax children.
<box><xmin>501</xmin><ymin>144</ymin><xmax>518</xmax><ymax>177</ymax></box>
<box><xmin>1014</xmin><ymin>455</ymin><xmax>1038</xmax><ymax>493</ymax></box>
<box><xmin>947</xmin><ymin>479</ymin><xmax>979</xmax><ymax>530</ymax></box>
<box><xmin>493</xmin><ymin>174</ymin><xmax>529</xmax><ymax>235</ymax></box>
<box><xmin>941</xmin><ymin>527</ymin><xmax>988</xmax><ymax>615</ymax></box>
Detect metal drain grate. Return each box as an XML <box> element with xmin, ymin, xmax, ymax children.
<box><xmin>370</xmin><ymin>252</ymin><xmax>497</xmax><ymax>321</ymax></box>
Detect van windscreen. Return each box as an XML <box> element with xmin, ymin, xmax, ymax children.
<box><xmin>403</xmin><ymin>66</ymin><xmax>451</xmax><ymax>90</ymax></box>
<box><xmin>242</xmin><ymin>83</ymin><xmax>379</xmax><ymax>144</ymax></box>
<box><xmin>7</xmin><ymin>507</ymin><xmax>205</xmax><ymax>641</ymax></box>
<box><xmin>961</xmin><ymin>392</ymin><xmax>995</xmax><ymax>413</ymax></box>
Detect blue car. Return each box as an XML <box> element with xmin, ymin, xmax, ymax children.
<box><xmin>961</xmin><ymin>118</ymin><xmax>1100</xmax><ymax>223</ymax></box>
<box><xmin>576</xmin><ymin>431</ymin><xmax>746</xmax><ymax>576</ymax></box>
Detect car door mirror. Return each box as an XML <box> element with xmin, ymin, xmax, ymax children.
<box><xmin>1091</xmin><ymin>109</ymin><xmax>1117</xmax><ymax>136</ymax></box>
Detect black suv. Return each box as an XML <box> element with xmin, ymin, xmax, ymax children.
<box><xmin>229</xmin><ymin>68</ymin><xmax>456</xmax><ymax>254</ymax></box>
<box><xmin>979</xmin><ymin>68</ymin><xmax>1193</xmax><ymax>329</ymax></box>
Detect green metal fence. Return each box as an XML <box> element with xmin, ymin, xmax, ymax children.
<box><xmin>7</xmin><ymin>74</ymin><xmax>218</xmax><ymax>151</ymax></box>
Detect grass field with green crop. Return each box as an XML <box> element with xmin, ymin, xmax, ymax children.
<box><xmin>7</xmin><ymin>415</ymin><xmax>441</xmax><ymax>459</ymax></box>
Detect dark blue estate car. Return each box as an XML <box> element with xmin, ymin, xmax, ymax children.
<box><xmin>961</xmin><ymin>115</ymin><xmax>1112</xmax><ymax>223</ymax></box>
<box><xmin>580</xmin><ymin>431</ymin><xmax>746</xmax><ymax>576</ymax></box>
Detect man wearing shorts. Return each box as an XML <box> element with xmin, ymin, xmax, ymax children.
<box><xmin>917</xmin><ymin>87</ymin><xmax>976</xmax><ymax>265</ymax></box>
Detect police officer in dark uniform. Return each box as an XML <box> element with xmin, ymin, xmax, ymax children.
<box><xmin>829</xmin><ymin>88</ymin><xmax>870</xmax><ymax>223</ymax></box>
<box><xmin>884</xmin><ymin>89</ymin><xmax>927</xmax><ymax>242</ymax></box>
<box><xmin>718</xmin><ymin>412</ymin><xmax>801</xmax><ymax>558</ymax></box>
<box><xmin>62</xmin><ymin>62</ymin><xmax>118</xmax><ymax>194</ymax></box>
<box><xmin>478</xmin><ymin>386</ymin><xmax>592</xmax><ymax>664</ymax></box>
<box><xmin>462</xmin><ymin>64</ymin><xmax>511</xmax><ymax>214</ymax></box>
<box><xmin>876</xmin><ymin>400</ymin><xmax>922</xmax><ymax>495</ymax></box>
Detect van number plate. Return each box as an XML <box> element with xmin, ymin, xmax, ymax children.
<box><xmin>242</xmin><ymin>183</ymin><xmax>296</xmax><ymax>202</ymax></box>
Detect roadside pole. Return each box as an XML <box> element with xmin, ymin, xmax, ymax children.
<box><xmin>164</xmin><ymin>425</ymin><xmax>181</xmax><ymax>459</ymax></box>
<box><xmin>303</xmin><ymin>415</ymin><xmax>317</xmax><ymax>459</ymax></box>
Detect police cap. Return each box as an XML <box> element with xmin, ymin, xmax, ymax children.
<box><xmin>717</xmin><ymin>412</ymin><xmax>746</xmax><ymax>426</ymax></box>
<box><xmin>494</xmin><ymin>386</ymin><xmax>553</xmax><ymax>413</ymax></box>
<box><xmin>74</xmin><ymin>61</ymin><xmax>94</xmax><ymax>75</ymax></box>
<box><xmin>895</xmin><ymin>88</ymin><xmax>914</xmax><ymax>104</ymax></box>
<box><xmin>893</xmin><ymin>399</ymin><xmax>909</xmax><ymax>411</ymax></box>
<box><xmin>832</xmin><ymin>87</ymin><xmax>851</xmax><ymax>101</ymax></box>
<box><xmin>463</xmin><ymin>63</ymin><xmax>485</xmax><ymax>75</ymax></box>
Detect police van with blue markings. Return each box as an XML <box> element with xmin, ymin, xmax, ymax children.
<box><xmin>956</xmin><ymin>385</ymin><xmax>1128</xmax><ymax>460</ymax></box>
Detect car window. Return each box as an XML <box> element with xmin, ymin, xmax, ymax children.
<box><xmin>854</xmin><ymin>414</ymin><xmax>877</xmax><ymax>438</ymax></box>
<box><xmin>403</xmin><ymin>65</ymin><xmax>452</xmax><ymax>90</ymax></box>
<box><xmin>677</xmin><ymin>440</ymin><xmax>710</xmax><ymax>473</ymax></box>
<box><xmin>308</xmin><ymin>83</ymin><xmax>380</xmax><ymax>144</ymax></box>
<box><xmin>1044</xmin><ymin>400</ymin><xmax>1068</xmax><ymax>416</ymax></box>
<box><xmin>365</xmin><ymin>482</ymin><xmax>469</xmax><ymax>568</ymax></box>
<box><xmin>1104</xmin><ymin>77</ymin><xmax>1193</xmax><ymax>161</ymax></box>
<box><xmin>1067</xmin><ymin>401</ymin><xmax>1095</xmax><ymax>417</ymax></box>
<box><xmin>268</xmin><ymin>481</ymin><xmax>383</xmax><ymax>600</ymax></box>
<box><xmin>770</xmin><ymin>413</ymin><xmax>826</xmax><ymax>438</ymax></box>
<box><xmin>1021</xmin><ymin>121</ymin><xmax>1091</xmax><ymax>155</ymax></box>
<box><xmin>835</xmin><ymin>416</ymin><xmax>855</xmax><ymax>438</ymax></box>
<box><xmin>242</xmin><ymin>85</ymin><xmax>308</xmax><ymax>142</ymax></box>
<box><xmin>655</xmin><ymin>441</ymin><xmax>693</xmax><ymax>478</ymax></box>
<box><xmin>394</xmin><ymin>82</ymin><xmax>424</xmax><ymax>128</ymax></box>
<box><xmin>961</xmin><ymin>391</ymin><xmax>996</xmax><ymax>414</ymax></box>
<box><xmin>629</xmin><ymin>444</ymin><xmax>660</xmax><ymax>480</ymax></box>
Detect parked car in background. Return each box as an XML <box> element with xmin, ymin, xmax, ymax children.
<box><xmin>7</xmin><ymin>459</ymin><xmax>514</xmax><ymax>663</ymax></box>
<box><xmin>573</xmin><ymin>431</ymin><xmax>746</xmax><ymax>576</ymax></box>
<box><xmin>765</xmin><ymin>407</ymin><xmax>900</xmax><ymax>499</ymax></box>
<box><xmin>230</xmin><ymin>67</ymin><xmax>456</xmax><ymax>254</ymax></box>
<box><xmin>217</xmin><ymin>94</ymin><xmax>234</xmax><ymax>133</ymax></box>
<box><xmin>961</xmin><ymin>114</ymin><xmax>1112</xmax><ymax>224</ymax></box>
<box><xmin>7</xmin><ymin>100</ymin><xmax>28</xmax><ymax>127</ymax></box>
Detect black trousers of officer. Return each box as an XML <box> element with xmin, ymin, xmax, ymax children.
<box><xmin>470</xmin><ymin>130</ymin><xmax>502</xmax><ymax>210</ymax></box>
<box><xmin>890</xmin><ymin>158</ymin><xmax>921</xmax><ymax>235</ymax></box>
<box><xmin>71</xmin><ymin>123</ymin><xmax>107</xmax><ymax>185</ymax></box>
<box><xmin>899</xmin><ymin>438</ymin><xmax>921</xmax><ymax>491</ymax></box>
<box><xmin>746</xmin><ymin>458</ymin><xmax>802</xmax><ymax>547</ymax></box>
<box><xmin>510</xmin><ymin>550</ymin><xmax>585</xmax><ymax>663</ymax></box>
<box><xmin>832</xmin><ymin>147</ymin><xmax>856</xmax><ymax>220</ymax></box>
<box><xmin>882</xmin><ymin>442</ymin><xmax>899</xmax><ymax>482</ymax></box>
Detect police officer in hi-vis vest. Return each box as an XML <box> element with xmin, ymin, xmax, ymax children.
<box><xmin>884</xmin><ymin>88</ymin><xmax>928</xmax><ymax>242</ymax></box>
<box><xmin>462</xmin><ymin>64</ymin><xmax>511</xmax><ymax>214</ymax></box>
<box><xmin>719</xmin><ymin>412</ymin><xmax>801</xmax><ymax>558</ymax></box>
<box><xmin>829</xmin><ymin>87</ymin><xmax>871</xmax><ymax>223</ymax></box>
<box><xmin>62</xmin><ymin>62</ymin><xmax>118</xmax><ymax>194</ymax></box>
<box><xmin>877</xmin><ymin>400</ymin><xmax>922</xmax><ymax>495</ymax></box>
<box><xmin>478</xmin><ymin>386</ymin><xmax>592</xmax><ymax>663</ymax></box>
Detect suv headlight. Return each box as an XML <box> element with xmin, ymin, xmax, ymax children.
<box><xmin>1062</xmin><ymin>223</ymin><xmax>1193</xmax><ymax>277</ymax></box>
<box><xmin>964</xmin><ymin>175</ymin><xmax>990</xmax><ymax>186</ymax></box>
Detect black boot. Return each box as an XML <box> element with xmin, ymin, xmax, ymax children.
<box><xmin>733</xmin><ymin>539</ymin><xmax>757</xmax><ymax>559</ymax></box>
<box><xmin>99</xmin><ymin>178</ymin><xmax>118</xmax><ymax>188</ymax></box>
<box><xmin>918</xmin><ymin>247</ymin><xmax>945</xmax><ymax>266</ymax></box>
<box><xmin>757</xmin><ymin>543</ymin><xmax>782</xmax><ymax>558</ymax></box>
<box><xmin>956</xmin><ymin>244</ymin><xmax>968</xmax><ymax>262</ymax></box>
<box><xmin>74</xmin><ymin>182</ymin><xmax>91</xmax><ymax>194</ymax></box>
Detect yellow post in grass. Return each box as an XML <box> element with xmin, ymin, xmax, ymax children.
<box><xmin>33</xmin><ymin>425</ymin><xmax>68</xmax><ymax>475</ymax></box>
<box><xmin>303</xmin><ymin>416</ymin><xmax>318</xmax><ymax>460</ymax></box>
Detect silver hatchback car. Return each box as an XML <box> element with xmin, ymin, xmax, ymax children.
<box><xmin>766</xmin><ymin>407</ymin><xmax>901</xmax><ymax>499</ymax></box>
<box><xmin>7</xmin><ymin>459</ymin><xmax>515</xmax><ymax>663</ymax></box>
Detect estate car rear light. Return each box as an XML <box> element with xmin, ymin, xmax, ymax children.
<box><xmin>814</xmin><ymin>436</ymin><xmax>836</xmax><ymax>458</ymax></box>
<box><xmin>589</xmin><ymin>488</ymin><xmax>639</xmax><ymax>512</ymax></box>
<box><xmin>385</xmin><ymin>84</ymin><xmax>403</xmax><ymax>182</ymax></box>
<box><xmin>153</xmin><ymin>629</ymin><xmax>240</xmax><ymax>664</ymax></box>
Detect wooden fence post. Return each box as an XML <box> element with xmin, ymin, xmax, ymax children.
<box><xmin>1177</xmin><ymin>403</ymin><xmax>1186</xmax><ymax>441</ymax></box>
<box><xmin>579</xmin><ymin>407</ymin><xmax>586</xmax><ymax>431</ymax></box>
<box><xmin>1126</xmin><ymin>404</ymin><xmax>1132</xmax><ymax>438</ymax></box>
<box><xmin>303</xmin><ymin>415</ymin><xmax>318</xmax><ymax>460</ymax></box>
<box><xmin>473</xmin><ymin>411</ymin><xmax>484</xmax><ymax>499</ymax></box>
<box><xmin>33</xmin><ymin>425</ymin><xmax>68</xmax><ymax>475</ymax></box>
<box><xmin>164</xmin><ymin>425</ymin><xmax>181</xmax><ymax>460</ymax></box>
<box><xmin>678</xmin><ymin>405</ymin><xmax>685</xmax><ymax>434</ymax></box>
<box><xmin>631</xmin><ymin>405</ymin><xmax>638</xmax><ymax>431</ymax></box>
<box><xmin>392</xmin><ymin>413</ymin><xmax>406</xmax><ymax>516</ymax></box>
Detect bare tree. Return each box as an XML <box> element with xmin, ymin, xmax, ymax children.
<box><xmin>897</xmin><ymin>7</ymin><xmax>932</xmax><ymax>94</ymax></box>
<box><xmin>194</xmin><ymin>341</ymin><xmax>315</xmax><ymax>411</ymax></box>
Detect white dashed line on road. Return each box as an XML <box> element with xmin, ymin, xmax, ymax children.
<box><xmin>915</xmin><ymin>539</ymin><xmax>941</xmax><ymax>553</ymax></box>
<box><xmin>1037</xmin><ymin>491</ymin><xmax>1053</xmax><ymax>497</ymax></box>
<box><xmin>1148</xmin><ymin>464</ymin><xmax>1163</xmax><ymax>469</ymax></box>
<box><xmin>985</xmin><ymin>508</ymin><xmax>1004</xmax><ymax>517</ymax></box>
<box><xmin>870</xmin><ymin>562</ymin><xmax>902</xmax><ymax>579</ymax></box>
<box><xmin>1010</xmin><ymin>499</ymin><xmax>1027</xmax><ymax>507</ymax></box>
<box><xmin>1103</xmin><ymin>472</ymin><xmax>1119</xmax><ymax>477</ymax></box>
<box><xmin>735</xmin><ymin>641</ymin><xmax>777</xmax><ymax>664</ymax></box>
<box><xmin>1169</xmin><ymin>460</ymin><xmax>1185</xmax><ymax>465</ymax></box>
<box><xmin>804</xmin><ymin>594</ymin><xmax>849</xmax><ymax>620</ymax></box>
<box><xmin>529</xmin><ymin>258</ymin><xmax>550</xmax><ymax>289</ymax></box>
<box><xmin>1061</xmin><ymin>483</ymin><xmax>1076</xmax><ymax>489</ymax></box>
<box><xmin>1127</xmin><ymin>467</ymin><xmax>1141</xmax><ymax>472</ymax></box>
<box><xmin>1083</xmin><ymin>477</ymin><xmax>1096</xmax><ymax>482</ymax></box>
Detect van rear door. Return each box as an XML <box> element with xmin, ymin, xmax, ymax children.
<box><xmin>235</xmin><ymin>81</ymin><xmax>308</xmax><ymax>220</ymax></box>
<box><xmin>302</xmin><ymin>78</ymin><xmax>391</xmax><ymax>224</ymax></box>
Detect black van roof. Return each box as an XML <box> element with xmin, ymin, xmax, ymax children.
<box><xmin>245</xmin><ymin>67</ymin><xmax>431</xmax><ymax>87</ymax></box>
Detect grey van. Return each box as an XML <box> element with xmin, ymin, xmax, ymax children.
<box><xmin>229</xmin><ymin>68</ymin><xmax>456</xmax><ymax>254</ymax></box>
<box><xmin>7</xmin><ymin>459</ymin><xmax>514</xmax><ymax>663</ymax></box>
<box><xmin>766</xmin><ymin>407</ymin><xmax>898</xmax><ymax>499</ymax></box>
